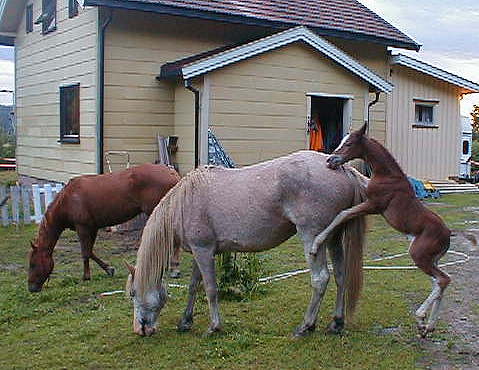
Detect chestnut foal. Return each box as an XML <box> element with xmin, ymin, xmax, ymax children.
<box><xmin>310</xmin><ymin>123</ymin><xmax>451</xmax><ymax>337</ymax></box>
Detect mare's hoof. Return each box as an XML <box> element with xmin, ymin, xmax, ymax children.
<box><xmin>177</xmin><ymin>317</ymin><xmax>193</xmax><ymax>332</ymax></box>
<box><xmin>83</xmin><ymin>276</ymin><xmax>91</xmax><ymax>281</ymax></box>
<box><xmin>293</xmin><ymin>324</ymin><xmax>316</xmax><ymax>337</ymax></box>
<box><xmin>106</xmin><ymin>267</ymin><xmax>115</xmax><ymax>277</ymax></box>
<box><xmin>169</xmin><ymin>269</ymin><xmax>181</xmax><ymax>279</ymax></box>
<box><xmin>206</xmin><ymin>326</ymin><xmax>223</xmax><ymax>336</ymax></box>
<box><xmin>326</xmin><ymin>318</ymin><xmax>345</xmax><ymax>335</ymax></box>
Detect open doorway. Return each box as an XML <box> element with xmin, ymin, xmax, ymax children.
<box><xmin>307</xmin><ymin>95</ymin><xmax>351</xmax><ymax>154</ymax></box>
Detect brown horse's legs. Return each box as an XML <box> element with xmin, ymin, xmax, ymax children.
<box><xmin>77</xmin><ymin>227</ymin><xmax>114</xmax><ymax>280</ymax></box>
<box><xmin>409</xmin><ymin>234</ymin><xmax>451</xmax><ymax>337</ymax></box>
<box><xmin>177</xmin><ymin>260</ymin><xmax>202</xmax><ymax>332</ymax></box>
<box><xmin>311</xmin><ymin>201</ymin><xmax>376</xmax><ymax>256</ymax></box>
<box><xmin>91</xmin><ymin>253</ymin><xmax>115</xmax><ymax>277</ymax></box>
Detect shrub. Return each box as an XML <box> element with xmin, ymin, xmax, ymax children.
<box><xmin>216</xmin><ymin>252</ymin><xmax>264</xmax><ymax>300</ymax></box>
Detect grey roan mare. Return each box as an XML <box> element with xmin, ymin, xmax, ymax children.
<box><xmin>125</xmin><ymin>151</ymin><xmax>368</xmax><ymax>337</ymax></box>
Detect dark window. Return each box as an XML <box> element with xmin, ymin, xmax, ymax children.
<box><xmin>26</xmin><ymin>4</ymin><xmax>33</xmax><ymax>33</ymax></box>
<box><xmin>69</xmin><ymin>0</ymin><xmax>79</xmax><ymax>18</ymax></box>
<box><xmin>463</xmin><ymin>141</ymin><xmax>470</xmax><ymax>155</ymax></box>
<box><xmin>35</xmin><ymin>0</ymin><xmax>56</xmax><ymax>34</ymax></box>
<box><xmin>415</xmin><ymin>104</ymin><xmax>435</xmax><ymax>125</ymax></box>
<box><xmin>59</xmin><ymin>84</ymin><xmax>80</xmax><ymax>143</ymax></box>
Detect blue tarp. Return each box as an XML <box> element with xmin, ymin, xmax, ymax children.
<box><xmin>408</xmin><ymin>177</ymin><xmax>440</xmax><ymax>199</ymax></box>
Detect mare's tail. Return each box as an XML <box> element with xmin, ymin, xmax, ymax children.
<box><xmin>342</xmin><ymin>167</ymin><xmax>368</xmax><ymax>318</ymax></box>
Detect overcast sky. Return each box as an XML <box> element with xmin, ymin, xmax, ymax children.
<box><xmin>1</xmin><ymin>1</ymin><xmax>478</xmax><ymax>114</ymax></box>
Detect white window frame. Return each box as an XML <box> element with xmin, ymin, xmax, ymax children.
<box><xmin>413</xmin><ymin>98</ymin><xmax>439</xmax><ymax>128</ymax></box>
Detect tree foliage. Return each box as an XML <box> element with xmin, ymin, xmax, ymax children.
<box><xmin>472</xmin><ymin>104</ymin><xmax>479</xmax><ymax>139</ymax></box>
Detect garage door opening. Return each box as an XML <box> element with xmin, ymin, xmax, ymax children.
<box><xmin>307</xmin><ymin>94</ymin><xmax>352</xmax><ymax>154</ymax></box>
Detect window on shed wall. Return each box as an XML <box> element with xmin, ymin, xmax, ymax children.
<box><xmin>414</xmin><ymin>100</ymin><xmax>438</xmax><ymax>127</ymax></box>
<box><xmin>59</xmin><ymin>84</ymin><xmax>80</xmax><ymax>144</ymax></box>
<box><xmin>26</xmin><ymin>4</ymin><xmax>33</xmax><ymax>33</ymax></box>
<box><xmin>69</xmin><ymin>0</ymin><xmax>79</xmax><ymax>18</ymax></box>
<box><xmin>35</xmin><ymin>0</ymin><xmax>56</xmax><ymax>34</ymax></box>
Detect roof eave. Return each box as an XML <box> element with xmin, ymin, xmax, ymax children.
<box><xmin>0</xmin><ymin>0</ymin><xmax>26</xmax><ymax>34</ymax></box>
<box><xmin>392</xmin><ymin>54</ymin><xmax>479</xmax><ymax>93</ymax></box>
<box><xmin>84</xmin><ymin>0</ymin><xmax>420</xmax><ymax>51</ymax></box>
<box><xmin>160</xmin><ymin>27</ymin><xmax>394</xmax><ymax>94</ymax></box>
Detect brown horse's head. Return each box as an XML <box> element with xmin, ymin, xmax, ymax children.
<box><xmin>28</xmin><ymin>241</ymin><xmax>54</xmax><ymax>293</ymax></box>
<box><xmin>327</xmin><ymin>123</ymin><xmax>368</xmax><ymax>169</ymax></box>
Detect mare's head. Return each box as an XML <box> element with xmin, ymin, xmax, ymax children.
<box><xmin>125</xmin><ymin>262</ymin><xmax>168</xmax><ymax>337</ymax></box>
<box><xmin>28</xmin><ymin>241</ymin><xmax>54</xmax><ymax>292</ymax></box>
<box><xmin>327</xmin><ymin>123</ymin><xmax>368</xmax><ymax>169</ymax></box>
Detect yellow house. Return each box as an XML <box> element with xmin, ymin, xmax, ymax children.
<box><xmin>0</xmin><ymin>0</ymin><xmax>478</xmax><ymax>182</ymax></box>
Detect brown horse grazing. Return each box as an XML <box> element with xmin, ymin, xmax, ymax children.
<box><xmin>28</xmin><ymin>164</ymin><xmax>180</xmax><ymax>293</ymax></box>
<box><xmin>311</xmin><ymin>123</ymin><xmax>452</xmax><ymax>337</ymax></box>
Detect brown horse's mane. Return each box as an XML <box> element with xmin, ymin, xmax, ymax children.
<box><xmin>366</xmin><ymin>137</ymin><xmax>406</xmax><ymax>176</ymax></box>
<box><xmin>33</xmin><ymin>184</ymin><xmax>68</xmax><ymax>252</ymax></box>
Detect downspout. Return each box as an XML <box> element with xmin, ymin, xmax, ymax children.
<box><xmin>366</xmin><ymin>91</ymin><xmax>381</xmax><ymax>135</ymax></box>
<box><xmin>364</xmin><ymin>91</ymin><xmax>381</xmax><ymax>176</ymax></box>
<box><xmin>184</xmin><ymin>79</ymin><xmax>200</xmax><ymax>168</ymax></box>
<box><xmin>96</xmin><ymin>8</ymin><xmax>113</xmax><ymax>174</ymax></box>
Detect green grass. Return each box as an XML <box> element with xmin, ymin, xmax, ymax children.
<box><xmin>0</xmin><ymin>194</ymin><xmax>478</xmax><ymax>369</ymax></box>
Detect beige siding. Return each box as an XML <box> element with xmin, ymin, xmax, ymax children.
<box><xmin>387</xmin><ymin>66</ymin><xmax>461</xmax><ymax>180</ymax></box>
<box><xmin>328</xmin><ymin>38</ymin><xmax>390</xmax><ymax>144</ymax></box>
<box><xmin>103</xmin><ymin>11</ymin><xmax>268</xmax><ymax>170</ymax></box>
<box><xmin>15</xmin><ymin>0</ymin><xmax>98</xmax><ymax>182</ymax></box>
<box><xmin>207</xmin><ymin>43</ymin><xmax>369</xmax><ymax>166</ymax></box>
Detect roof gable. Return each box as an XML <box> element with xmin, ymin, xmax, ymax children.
<box><xmin>160</xmin><ymin>26</ymin><xmax>394</xmax><ymax>93</ymax></box>
<box><xmin>84</xmin><ymin>0</ymin><xmax>420</xmax><ymax>50</ymax></box>
<box><xmin>391</xmin><ymin>54</ymin><xmax>479</xmax><ymax>93</ymax></box>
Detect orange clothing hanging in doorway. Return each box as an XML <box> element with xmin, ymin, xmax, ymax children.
<box><xmin>309</xmin><ymin>119</ymin><xmax>324</xmax><ymax>151</ymax></box>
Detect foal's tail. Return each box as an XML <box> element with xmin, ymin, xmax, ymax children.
<box><xmin>342</xmin><ymin>167</ymin><xmax>368</xmax><ymax>318</ymax></box>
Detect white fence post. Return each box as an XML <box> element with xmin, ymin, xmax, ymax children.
<box><xmin>10</xmin><ymin>185</ymin><xmax>20</xmax><ymax>224</ymax></box>
<box><xmin>0</xmin><ymin>182</ymin><xmax>63</xmax><ymax>226</ymax></box>
<box><xmin>21</xmin><ymin>186</ymin><xmax>31</xmax><ymax>224</ymax></box>
<box><xmin>32</xmin><ymin>184</ymin><xmax>42</xmax><ymax>224</ymax></box>
<box><xmin>0</xmin><ymin>186</ymin><xmax>8</xmax><ymax>226</ymax></box>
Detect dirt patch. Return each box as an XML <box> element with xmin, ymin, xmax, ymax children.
<box><xmin>420</xmin><ymin>229</ymin><xmax>479</xmax><ymax>369</ymax></box>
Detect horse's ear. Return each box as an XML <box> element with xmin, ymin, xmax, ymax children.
<box><xmin>124</xmin><ymin>260</ymin><xmax>136</xmax><ymax>277</ymax></box>
<box><xmin>358</xmin><ymin>122</ymin><xmax>368</xmax><ymax>137</ymax></box>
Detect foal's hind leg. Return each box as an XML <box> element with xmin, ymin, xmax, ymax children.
<box><xmin>294</xmin><ymin>236</ymin><xmax>330</xmax><ymax>337</ymax></box>
<box><xmin>409</xmin><ymin>235</ymin><xmax>450</xmax><ymax>337</ymax></box>
<box><xmin>178</xmin><ymin>260</ymin><xmax>202</xmax><ymax>332</ymax></box>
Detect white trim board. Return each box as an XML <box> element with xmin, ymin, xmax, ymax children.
<box><xmin>181</xmin><ymin>26</ymin><xmax>394</xmax><ymax>93</ymax></box>
<box><xmin>392</xmin><ymin>54</ymin><xmax>479</xmax><ymax>93</ymax></box>
<box><xmin>307</xmin><ymin>93</ymin><xmax>355</xmax><ymax>100</ymax></box>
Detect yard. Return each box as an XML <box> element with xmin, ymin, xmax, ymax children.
<box><xmin>0</xmin><ymin>190</ymin><xmax>478</xmax><ymax>369</ymax></box>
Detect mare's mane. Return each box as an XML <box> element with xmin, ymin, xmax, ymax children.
<box><xmin>132</xmin><ymin>167</ymin><xmax>210</xmax><ymax>298</ymax></box>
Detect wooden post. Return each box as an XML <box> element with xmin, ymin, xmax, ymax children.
<box><xmin>21</xmin><ymin>186</ymin><xmax>31</xmax><ymax>224</ymax></box>
<box><xmin>0</xmin><ymin>186</ymin><xmax>9</xmax><ymax>226</ymax></box>
<box><xmin>10</xmin><ymin>185</ymin><xmax>20</xmax><ymax>225</ymax></box>
<box><xmin>32</xmin><ymin>184</ymin><xmax>42</xmax><ymax>224</ymax></box>
<box><xmin>44</xmin><ymin>184</ymin><xmax>53</xmax><ymax>208</ymax></box>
